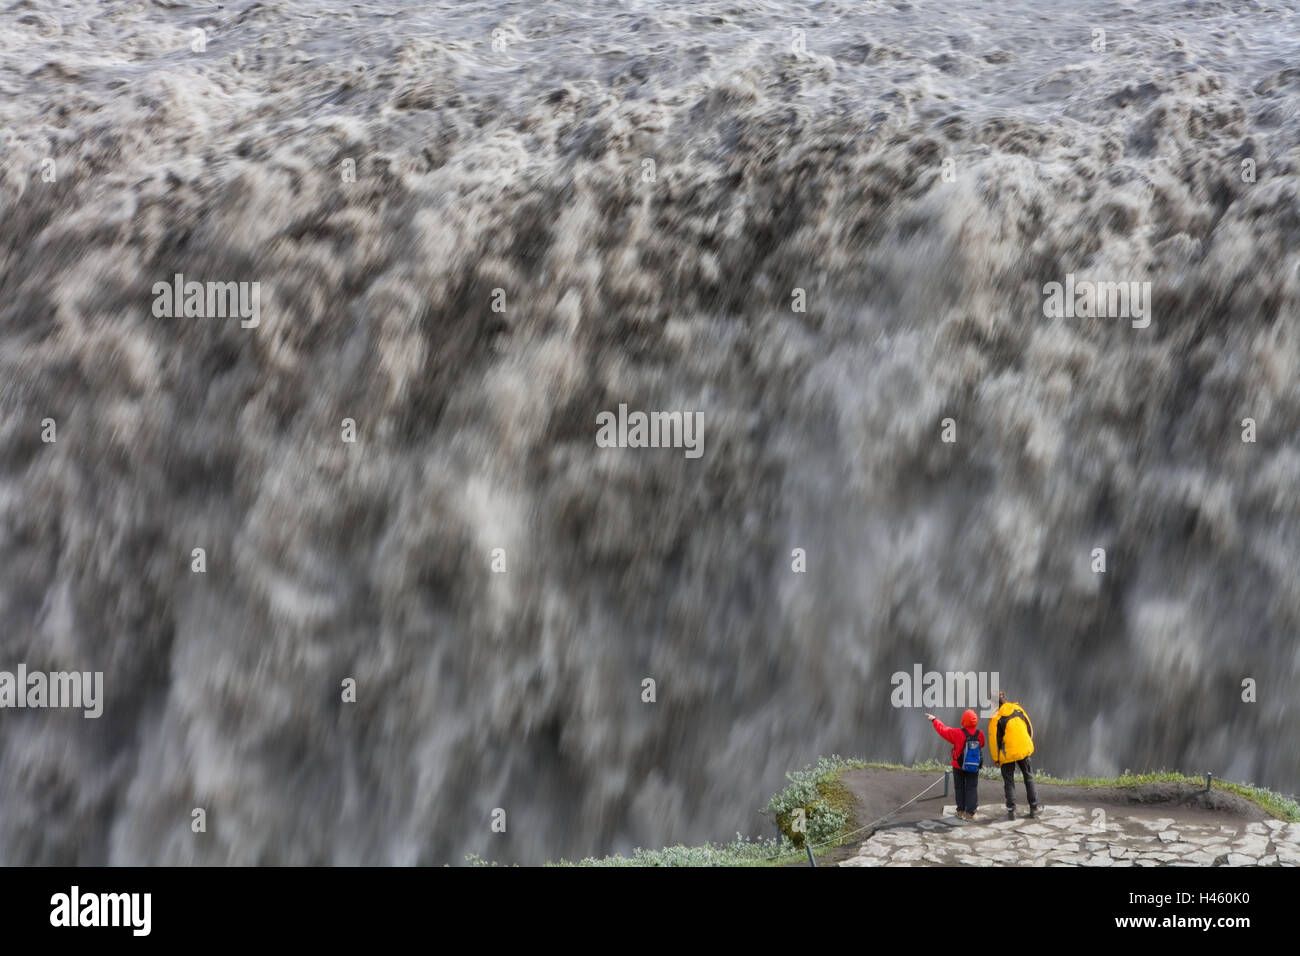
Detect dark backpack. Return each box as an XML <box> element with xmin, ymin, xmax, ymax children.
<box><xmin>960</xmin><ymin>729</ymin><xmax>983</xmax><ymax>773</ymax></box>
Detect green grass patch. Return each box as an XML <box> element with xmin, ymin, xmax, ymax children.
<box><xmin>545</xmin><ymin>835</ymin><xmax>789</xmax><ymax>867</ymax></box>
<box><xmin>1214</xmin><ymin>779</ymin><xmax>1300</xmax><ymax>822</ymax></box>
<box><xmin>963</xmin><ymin>765</ymin><xmax>1300</xmax><ymax>823</ymax></box>
<box><xmin>1035</xmin><ymin>769</ymin><xmax>1299</xmax><ymax>822</ymax></box>
<box><xmin>849</xmin><ymin>763</ymin><xmax>1298</xmax><ymax>825</ymax></box>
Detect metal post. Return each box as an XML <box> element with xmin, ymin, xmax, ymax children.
<box><xmin>944</xmin><ymin>768</ymin><xmax>951</xmax><ymax>799</ymax></box>
<box><xmin>805</xmin><ymin>843</ymin><xmax>816</xmax><ymax>868</ymax></box>
<box><xmin>1206</xmin><ymin>772</ymin><xmax>1213</xmax><ymax>792</ymax></box>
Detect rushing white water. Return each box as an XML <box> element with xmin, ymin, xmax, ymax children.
<box><xmin>1</xmin><ymin>0</ymin><xmax>1298</xmax><ymax>864</ymax></box>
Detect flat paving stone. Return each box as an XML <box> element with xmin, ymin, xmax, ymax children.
<box><xmin>839</xmin><ymin>806</ymin><xmax>1291</xmax><ymax>868</ymax></box>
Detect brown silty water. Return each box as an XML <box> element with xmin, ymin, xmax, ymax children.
<box><xmin>0</xmin><ymin>0</ymin><xmax>1298</xmax><ymax>863</ymax></box>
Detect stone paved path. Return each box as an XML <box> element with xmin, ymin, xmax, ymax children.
<box><xmin>840</xmin><ymin>804</ymin><xmax>1300</xmax><ymax>866</ymax></box>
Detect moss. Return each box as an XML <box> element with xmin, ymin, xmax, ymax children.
<box><xmin>818</xmin><ymin>776</ymin><xmax>860</xmax><ymax>830</ymax></box>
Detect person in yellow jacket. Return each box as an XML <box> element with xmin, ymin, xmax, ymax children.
<box><xmin>989</xmin><ymin>690</ymin><xmax>1040</xmax><ymax>819</ymax></box>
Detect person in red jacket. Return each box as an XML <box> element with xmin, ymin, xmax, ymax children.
<box><xmin>925</xmin><ymin>709</ymin><xmax>986</xmax><ymax>820</ymax></box>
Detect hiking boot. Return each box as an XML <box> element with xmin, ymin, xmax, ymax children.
<box><xmin>1028</xmin><ymin>805</ymin><xmax>1040</xmax><ymax>819</ymax></box>
<box><xmin>1006</xmin><ymin>808</ymin><xmax>1016</xmax><ymax>820</ymax></box>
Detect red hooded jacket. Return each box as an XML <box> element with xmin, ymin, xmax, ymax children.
<box><xmin>931</xmin><ymin>717</ymin><xmax>985</xmax><ymax>769</ymax></box>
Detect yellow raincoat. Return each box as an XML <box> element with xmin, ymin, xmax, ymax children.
<box><xmin>988</xmin><ymin>701</ymin><xmax>1034</xmax><ymax>765</ymax></box>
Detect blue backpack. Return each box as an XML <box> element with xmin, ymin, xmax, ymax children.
<box><xmin>960</xmin><ymin>729</ymin><xmax>983</xmax><ymax>772</ymax></box>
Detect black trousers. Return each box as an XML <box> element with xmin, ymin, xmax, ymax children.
<box><xmin>1001</xmin><ymin>758</ymin><xmax>1039</xmax><ymax>808</ymax></box>
<box><xmin>953</xmin><ymin>767</ymin><xmax>978</xmax><ymax>814</ymax></box>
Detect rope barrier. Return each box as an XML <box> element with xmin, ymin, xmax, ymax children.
<box><xmin>769</xmin><ymin>773</ymin><xmax>947</xmax><ymax>862</ymax></box>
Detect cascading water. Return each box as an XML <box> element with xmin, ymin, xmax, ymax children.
<box><xmin>1</xmin><ymin>0</ymin><xmax>1298</xmax><ymax>864</ymax></box>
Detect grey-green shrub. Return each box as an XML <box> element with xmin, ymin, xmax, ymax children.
<box><xmin>763</xmin><ymin>754</ymin><xmax>864</xmax><ymax>848</ymax></box>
